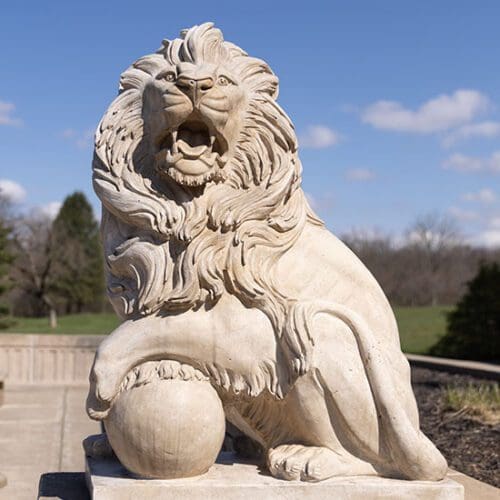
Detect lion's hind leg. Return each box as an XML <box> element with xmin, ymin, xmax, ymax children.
<box><xmin>267</xmin><ymin>444</ymin><xmax>375</xmax><ymax>482</ymax></box>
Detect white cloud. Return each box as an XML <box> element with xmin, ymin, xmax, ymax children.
<box><xmin>361</xmin><ymin>89</ymin><xmax>489</xmax><ymax>134</ymax></box>
<box><xmin>448</xmin><ymin>206</ymin><xmax>479</xmax><ymax>221</ymax></box>
<box><xmin>60</xmin><ymin>127</ymin><xmax>94</xmax><ymax>149</ymax></box>
<box><xmin>39</xmin><ymin>201</ymin><xmax>62</xmax><ymax>220</ymax></box>
<box><xmin>299</xmin><ymin>125</ymin><xmax>342</xmax><ymax>149</ymax></box>
<box><xmin>442</xmin><ymin>151</ymin><xmax>500</xmax><ymax>173</ymax></box>
<box><xmin>442</xmin><ymin>121</ymin><xmax>500</xmax><ymax>148</ymax></box>
<box><xmin>461</xmin><ymin>188</ymin><xmax>496</xmax><ymax>204</ymax></box>
<box><xmin>345</xmin><ymin>168</ymin><xmax>375</xmax><ymax>181</ymax></box>
<box><xmin>0</xmin><ymin>179</ymin><xmax>27</xmax><ymax>203</ymax></box>
<box><xmin>0</xmin><ymin>100</ymin><xmax>22</xmax><ymax>127</ymax></box>
<box><xmin>477</xmin><ymin>229</ymin><xmax>500</xmax><ymax>248</ymax></box>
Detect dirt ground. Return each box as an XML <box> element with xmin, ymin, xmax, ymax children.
<box><xmin>412</xmin><ymin>367</ymin><xmax>499</xmax><ymax>488</ymax></box>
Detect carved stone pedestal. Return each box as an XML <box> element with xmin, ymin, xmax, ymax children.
<box><xmin>86</xmin><ymin>454</ymin><xmax>464</xmax><ymax>500</ymax></box>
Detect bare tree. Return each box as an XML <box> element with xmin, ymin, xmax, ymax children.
<box><xmin>342</xmin><ymin>214</ymin><xmax>496</xmax><ymax>307</ymax></box>
<box><xmin>11</xmin><ymin>213</ymin><xmax>58</xmax><ymax>327</ymax></box>
<box><xmin>406</xmin><ymin>213</ymin><xmax>461</xmax><ymax>253</ymax></box>
<box><xmin>405</xmin><ymin>213</ymin><xmax>462</xmax><ymax>306</ymax></box>
<box><xmin>342</xmin><ymin>228</ymin><xmax>402</xmax><ymax>299</ymax></box>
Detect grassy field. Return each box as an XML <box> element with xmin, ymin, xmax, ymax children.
<box><xmin>394</xmin><ymin>306</ymin><xmax>452</xmax><ymax>354</ymax></box>
<box><xmin>2</xmin><ymin>313</ymin><xmax>120</xmax><ymax>335</ymax></box>
<box><xmin>1</xmin><ymin>306</ymin><xmax>452</xmax><ymax>354</ymax></box>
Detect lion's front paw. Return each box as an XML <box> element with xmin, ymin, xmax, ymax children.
<box><xmin>268</xmin><ymin>444</ymin><xmax>361</xmax><ymax>482</ymax></box>
<box><xmin>86</xmin><ymin>358</ymin><xmax>122</xmax><ymax>421</ymax></box>
<box><xmin>86</xmin><ymin>387</ymin><xmax>112</xmax><ymax>421</ymax></box>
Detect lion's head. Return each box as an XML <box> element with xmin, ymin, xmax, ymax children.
<box><xmin>93</xmin><ymin>23</ymin><xmax>322</xmax><ymax>378</ymax></box>
<box><xmin>93</xmin><ymin>22</ymin><xmax>302</xmax><ymax>234</ymax></box>
<box><xmin>144</xmin><ymin>25</ymin><xmax>280</xmax><ymax>187</ymax></box>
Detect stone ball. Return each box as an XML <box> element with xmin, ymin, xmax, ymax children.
<box><xmin>104</xmin><ymin>361</ymin><xmax>225</xmax><ymax>479</ymax></box>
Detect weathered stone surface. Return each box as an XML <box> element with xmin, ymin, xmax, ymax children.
<box><xmin>105</xmin><ymin>362</ymin><xmax>226</xmax><ymax>479</ymax></box>
<box><xmin>0</xmin><ymin>334</ymin><xmax>103</xmax><ymax>385</ymax></box>
<box><xmin>0</xmin><ymin>385</ymin><xmax>100</xmax><ymax>500</ymax></box>
<box><xmin>86</xmin><ymin>455</ymin><xmax>464</xmax><ymax>500</ymax></box>
<box><xmin>86</xmin><ymin>21</ymin><xmax>449</xmax><ymax>484</ymax></box>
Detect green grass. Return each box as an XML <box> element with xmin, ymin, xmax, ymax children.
<box><xmin>1</xmin><ymin>313</ymin><xmax>120</xmax><ymax>335</ymax></box>
<box><xmin>394</xmin><ymin>306</ymin><xmax>452</xmax><ymax>354</ymax></box>
<box><xmin>1</xmin><ymin>306</ymin><xmax>451</xmax><ymax>354</ymax></box>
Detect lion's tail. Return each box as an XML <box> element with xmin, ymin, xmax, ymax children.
<box><xmin>285</xmin><ymin>301</ymin><xmax>448</xmax><ymax>481</ymax></box>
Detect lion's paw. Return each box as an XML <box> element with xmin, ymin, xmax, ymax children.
<box><xmin>86</xmin><ymin>357</ymin><xmax>122</xmax><ymax>420</ymax></box>
<box><xmin>268</xmin><ymin>444</ymin><xmax>354</xmax><ymax>482</ymax></box>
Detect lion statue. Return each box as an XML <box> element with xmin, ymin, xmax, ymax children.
<box><xmin>87</xmin><ymin>22</ymin><xmax>447</xmax><ymax>482</ymax></box>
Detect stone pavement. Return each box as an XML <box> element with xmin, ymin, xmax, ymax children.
<box><xmin>0</xmin><ymin>384</ymin><xmax>100</xmax><ymax>500</ymax></box>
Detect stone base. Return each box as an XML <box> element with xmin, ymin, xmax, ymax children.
<box><xmin>86</xmin><ymin>453</ymin><xmax>464</xmax><ymax>499</ymax></box>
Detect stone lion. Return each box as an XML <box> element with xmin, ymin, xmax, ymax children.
<box><xmin>87</xmin><ymin>22</ymin><xmax>447</xmax><ymax>482</ymax></box>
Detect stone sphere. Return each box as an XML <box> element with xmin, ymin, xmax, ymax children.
<box><xmin>104</xmin><ymin>363</ymin><xmax>225</xmax><ymax>479</ymax></box>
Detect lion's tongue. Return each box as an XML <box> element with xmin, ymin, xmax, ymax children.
<box><xmin>177</xmin><ymin>129</ymin><xmax>209</xmax><ymax>158</ymax></box>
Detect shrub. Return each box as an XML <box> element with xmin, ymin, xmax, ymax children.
<box><xmin>430</xmin><ymin>262</ymin><xmax>500</xmax><ymax>361</ymax></box>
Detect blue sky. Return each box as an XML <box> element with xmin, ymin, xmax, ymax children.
<box><xmin>1</xmin><ymin>1</ymin><xmax>500</xmax><ymax>245</ymax></box>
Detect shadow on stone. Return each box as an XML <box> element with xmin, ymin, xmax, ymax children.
<box><xmin>38</xmin><ymin>472</ymin><xmax>89</xmax><ymax>500</ymax></box>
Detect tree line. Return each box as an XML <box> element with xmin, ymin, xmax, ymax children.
<box><xmin>0</xmin><ymin>196</ymin><xmax>499</xmax><ymax>328</ymax></box>
<box><xmin>0</xmin><ymin>192</ymin><xmax>105</xmax><ymax>327</ymax></box>
<box><xmin>342</xmin><ymin>213</ymin><xmax>500</xmax><ymax>307</ymax></box>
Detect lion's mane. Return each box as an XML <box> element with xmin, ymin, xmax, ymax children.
<box><xmin>93</xmin><ymin>23</ymin><xmax>322</xmax><ymax>395</ymax></box>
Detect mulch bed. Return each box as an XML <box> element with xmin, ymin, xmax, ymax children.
<box><xmin>412</xmin><ymin>367</ymin><xmax>499</xmax><ymax>487</ymax></box>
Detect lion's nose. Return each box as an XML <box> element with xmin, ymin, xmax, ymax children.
<box><xmin>177</xmin><ymin>76</ymin><xmax>214</xmax><ymax>102</ymax></box>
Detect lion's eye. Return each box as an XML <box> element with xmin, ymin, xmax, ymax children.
<box><xmin>217</xmin><ymin>76</ymin><xmax>231</xmax><ymax>86</ymax></box>
<box><xmin>158</xmin><ymin>71</ymin><xmax>176</xmax><ymax>82</ymax></box>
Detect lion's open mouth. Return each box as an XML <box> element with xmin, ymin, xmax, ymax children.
<box><xmin>157</xmin><ymin>118</ymin><xmax>227</xmax><ymax>185</ymax></box>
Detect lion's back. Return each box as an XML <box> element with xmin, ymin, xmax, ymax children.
<box><xmin>275</xmin><ymin>222</ymin><xmax>401</xmax><ymax>349</ymax></box>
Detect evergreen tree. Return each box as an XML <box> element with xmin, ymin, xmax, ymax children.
<box><xmin>52</xmin><ymin>192</ymin><xmax>105</xmax><ymax>313</ymax></box>
<box><xmin>430</xmin><ymin>262</ymin><xmax>500</xmax><ymax>361</ymax></box>
<box><xmin>0</xmin><ymin>216</ymin><xmax>14</xmax><ymax>328</ymax></box>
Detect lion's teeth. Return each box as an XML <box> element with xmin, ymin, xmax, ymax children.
<box><xmin>171</xmin><ymin>130</ymin><xmax>178</xmax><ymax>153</ymax></box>
<box><xmin>166</xmin><ymin>151</ymin><xmax>182</xmax><ymax>163</ymax></box>
<box><xmin>210</xmin><ymin>135</ymin><xmax>215</xmax><ymax>146</ymax></box>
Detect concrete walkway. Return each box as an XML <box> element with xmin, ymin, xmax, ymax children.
<box><xmin>0</xmin><ymin>385</ymin><xmax>100</xmax><ymax>500</ymax></box>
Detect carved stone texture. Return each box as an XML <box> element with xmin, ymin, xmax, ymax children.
<box><xmin>86</xmin><ymin>455</ymin><xmax>465</xmax><ymax>500</ymax></box>
<box><xmin>105</xmin><ymin>361</ymin><xmax>225</xmax><ymax>479</ymax></box>
<box><xmin>87</xmin><ymin>22</ymin><xmax>448</xmax><ymax>483</ymax></box>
